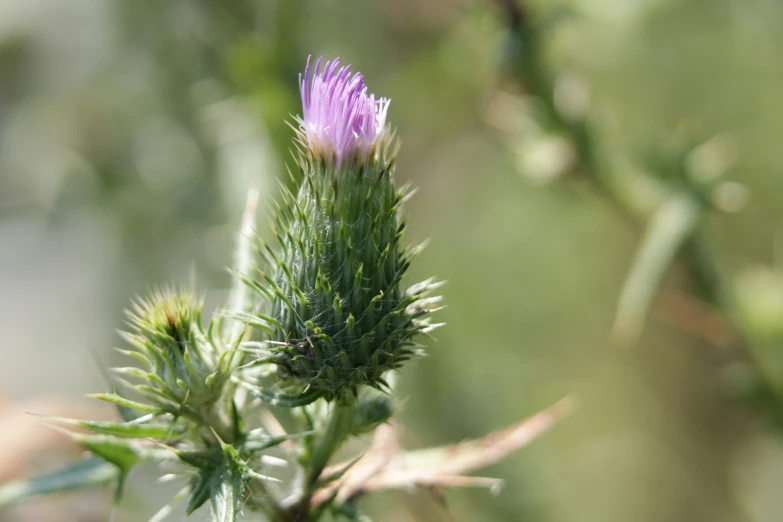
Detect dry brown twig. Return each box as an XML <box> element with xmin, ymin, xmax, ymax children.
<box><xmin>312</xmin><ymin>395</ymin><xmax>574</xmax><ymax>509</ymax></box>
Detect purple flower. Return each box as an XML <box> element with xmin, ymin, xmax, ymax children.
<box><xmin>299</xmin><ymin>56</ymin><xmax>390</xmax><ymax>164</ymax></box>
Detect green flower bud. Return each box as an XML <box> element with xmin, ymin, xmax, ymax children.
<box><xmin>120</xmin><ymin>288</ymin><xmax>230</xmax><ymax>409</ymax></box>
<box><xmin>734</xmin><ymin>267</ymin><xmax>783</xmax><ymax>394</ymax></box>
<box><xmin>735</xmin><ymin>267</ymin><xmax>783</xmax><ymax>341</ymax></box>
<box><xmin>350</xmin><ymin>394</ymin><xmax>394</xmax><ymax>435</ymax></box>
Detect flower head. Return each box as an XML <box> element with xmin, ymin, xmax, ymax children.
<box><xmin>235</xmin><ymin>54</ymin><xmax>441</xmax><ymax>403</ymax></box>
<box><xmin>298</xmin><ymin>56</ymin><xmax>390</xmax><ymax>163</ymax></box>
<box><xmin>121</xmin><ymin>288</ymin><xmax>231</xmax><ymax>408</ymax></box>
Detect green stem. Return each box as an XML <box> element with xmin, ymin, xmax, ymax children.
<box><xmin>202</xmin><ymin>403</ymin><xmax>236</xmax><ymax>445</ymax></box>
<box><xmin>305</xmin><ymin>400</ymin><xmax>356</xmax><ymax>488</ymax></box>
<box><xmin>277</xmin><ymin>400</ymin><xmax>356</xmax><ymax>522</ymax></box>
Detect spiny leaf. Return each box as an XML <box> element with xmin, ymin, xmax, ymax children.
<box><xmin>335</xmin><ymin>503</ymin><xmax>375</xmax><ymax>522</ymax></box>
<box><xmin>186</xmin><ymin>470</ymin><xmax>213</xmax><ymax>515</ymax></box>
<box><xmin>46</xmin><ymin>416</ymin><xmax>184</xmax><ymax>440</ymax></box>
<box><xmin>209</xmin><ymin>453</ymin><xmax>245</xmax><ymax>522</ymax></box>
<box><xmin>185</xmin><ymin>447</ymin><xmax>246</xmax><ymax>521</ymax></box>
<box><xmin>89</xmin><ymin>393</ymin><xmax>161</xmax><ymax>414</ymax></box>
<box><xmin>236</xmin><ymin>380</ymin><xmax>324</xmax><ymax>408</ymax></box>
<box><xmin>176</xmin><ymin>449</ymin><xmax>223</xmax><ymax>470</ymax></box>
<box><xmin>225</xmin><ymin>311</ymin><xmax>278</xmax><ymax>336</ymax></box>
<box><xmin>314</xmin><ymin>454</ymin><xmax>364</xmax><ymax>489</ymax></box>
<box><xmin>0</xmin><ymin>458</ymin><xmax>117</xmax><ymax>507</ymax></box>
<box><xmin>78</xmin><ymin>436</ymin><xmax>142</xmax><ymax>474</ymax></box>
<box><xmin>243</xmin><ymin>429</ymin><xmax>316</xmax><ymax>452</ymax></box>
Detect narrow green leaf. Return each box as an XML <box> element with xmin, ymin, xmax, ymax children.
<box><xmin>185</xmin><ymin>447</ymin><xmax>246</xmax><ymax>522</ymax></box>
<box><xmin>335</xmin><ymin>503</ymin><xmax>375</xmax><ymax>522</ymax></box>
<box><xmin>47</xmin><ymin>417</ymin><xmax>184</xmax><ymax>440</ymax></box>
<box><xmin>244</xmin><ymin>433</ymin><xmax>308</xmax><ymax>452</ymax></box>
<box><xmin>90</xmin><ymin>393</ymin><xmax>160</xmax><ymax>414</ymax></box>
<box><xmin>225</xmin><ymin>311</ymin><xmax>277</xmax><ymax>336</ymax></box>
<box><xmin>176</xmin><ymin>449</ymin><xmax>223</xmax><ymax>470</ymax></box>
<box><xmin>0</xmin><ymin>458</ymin><xmax>117</xmax><ymax>507</ymax></box>
<box><xmin>78</xmin><ymin>436</ymin><xmax>142</xmax><ymax>474</ymax></box>
<box><xmin>186</xmin><ymin>470</ymin><xmax>213</xmax><ymax>515</ymax></box>
<box><xmin>230</xmin><ymin>400</ymin><xmax>242</xmax><ymax>443</ymax></box>
<box><xmin>314</xmin><ymin>454</ymin><xmax>364</xmax><ymax>489</ymax></box>
<box><xmin>236</xmin><ymin>380</ymin><xmax>323</xmax><ymax>408</ymax></box>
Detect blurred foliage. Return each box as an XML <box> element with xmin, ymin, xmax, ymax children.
<box><xmin>5</xmin><ymin>0</ymin><xmax>783</xmax><ymax>521</ymax></box>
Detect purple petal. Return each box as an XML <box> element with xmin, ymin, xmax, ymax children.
<box><xmin>299</xmin><ymin>56</ymin><xmax>390</xmax><ymax>164</ymax></box>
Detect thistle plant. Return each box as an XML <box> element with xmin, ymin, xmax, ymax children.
<box><xmin>0</xmin><ymin>55</ymin><xmax>568</xmax><ymax>522</ymax></box>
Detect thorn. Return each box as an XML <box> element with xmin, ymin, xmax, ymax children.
<box><xmin>245</xmin><ymin>469</ymin><xmax>282</xmax><ymax>483</ymax></box>
<box><xmin>259</xmin><ymin>455</ymin><xmax>288</xmax><ymax>468</ymax></box>
<box><xmin>210</xmin><ymin>426</ymin><xmax>226</xmax><ymax>447</ymax></box>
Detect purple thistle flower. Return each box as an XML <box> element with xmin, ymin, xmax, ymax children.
<box><xmin>299</xmin><ymin>56</ymin><xmax>390</xmax><ymax>164</ymax></box>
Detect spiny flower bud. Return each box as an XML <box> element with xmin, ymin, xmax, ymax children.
<box><xmin>119</xmin><ymin>288</ymin><xmax>231</xmax><ymax>410</ymax></box>
<box><xmin>350</xmin><ymin>394</ymin><xmax>394</xmax><ymax>435</ymax></box>
<box><xmin>243</xmin><ymin>56</ymin><xmax>442</xmax><ymax>402</ymax></box>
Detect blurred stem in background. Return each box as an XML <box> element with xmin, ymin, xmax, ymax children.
<box><xmin>492</xmin><ymin>0</ymin><xmax>719</xmax><ymax>326</ymax></box>
<box><xmin>489</xmin><ymin>0</ymin><xmax>776</xmax><ymax>397</ymax></box>
<box><xmin>487</xmin><ymin>3</ymin><xmax>783</xmax><ymax>521</ymax></box>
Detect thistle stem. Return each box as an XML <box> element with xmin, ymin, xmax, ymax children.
<box><xmin>305</xmin><ymin>399</ymin><xmax>356</xmax><ymax>488</ymax></box>
<box><xmin>276</xmin><ymin>400</ymin><xmax>356</xmax><ymax>522</ymax></box>
<box><xmin>202</xmin><ymin>403</ymin><xmax>235</xmax><ymax>444</ymax></box>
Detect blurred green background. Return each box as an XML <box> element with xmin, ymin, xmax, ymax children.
<box><xmin>3</xmin><ymin>0</ymin><xmax>783</xmax><ymax>521</ymax></box>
